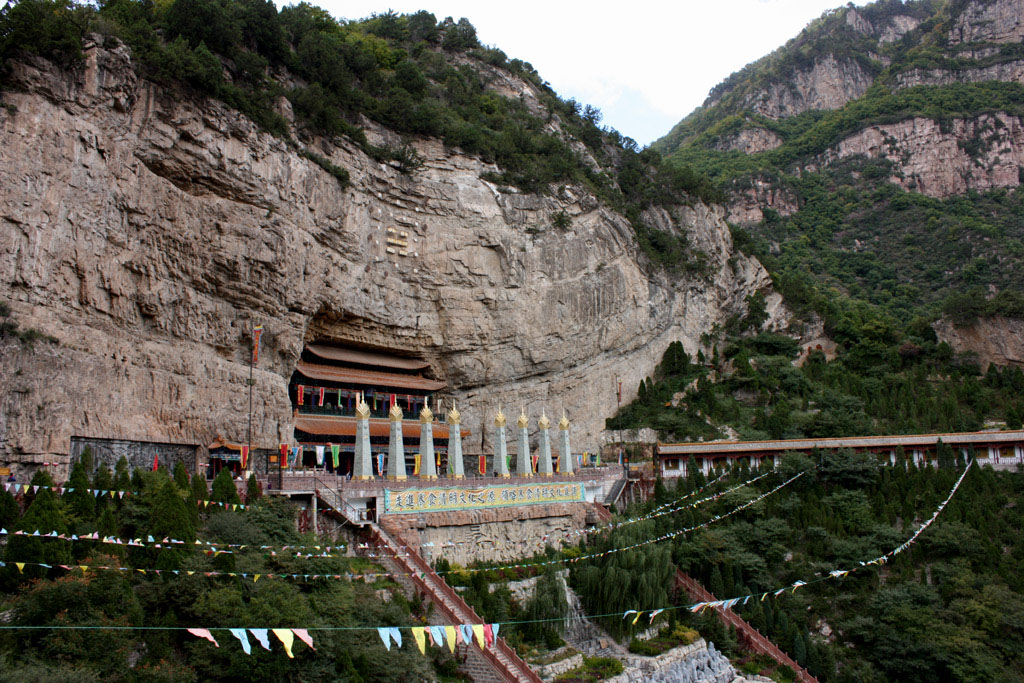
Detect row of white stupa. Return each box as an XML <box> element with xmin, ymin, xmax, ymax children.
<box><xmin>353</xmin><ymin>395</ymin><xmax>573</xmax><ymax>480</ymax></box>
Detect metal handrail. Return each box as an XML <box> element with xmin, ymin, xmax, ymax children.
<box><xmin>675</xmin><ymin>570</ymin><xmax>818</xmax><ymax>683</ymax></box>
<box><xmin>371</xmin><ymin>526</ymin><xmax>541</xmax><ymax>683</ymax></box>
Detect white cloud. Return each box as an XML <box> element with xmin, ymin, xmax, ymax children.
<box><xmin>288</xmin><ymin>0</ymin><xmax>871</xmax><ymax>145</ymax></box>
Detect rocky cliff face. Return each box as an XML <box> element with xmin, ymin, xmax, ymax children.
<box><xmin>731</xmin><ymin>55</ymin><xmax>875</xmax><ymax>120</ymax></box>
<box><xmin>949</xmin><ymin>0</ymin><xmax>1024</xmax><ymax>44</ymax></box>
<box><xmin>0</xmin><ymin>43</ymin><xmax>784</xmax><ymax>469</ymax></box>
<box><xmin>824</xmin><ymin>113</ymin><xmax>1024</xmax><ymax>198</ymax></box>
<box><xmin>933</xmin><ymin>316</ymin><xmax>1024</xmax><ymax>369</ymax></box>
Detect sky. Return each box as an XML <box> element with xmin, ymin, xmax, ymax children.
<box><xmin>303</xmin><ymin>0</ymin><xmax>872</xmax><ymax>146</ymax></box>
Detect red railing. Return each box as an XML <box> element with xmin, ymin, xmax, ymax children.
<box><xmin>675</xmin><ymin>570</ymin><xmax>818</xmax><ymax>683</ymax></box>
<box><xmin>370</xmin><ymin>525</ymin><xmax>542</xmax><ymax>683</ymax></box>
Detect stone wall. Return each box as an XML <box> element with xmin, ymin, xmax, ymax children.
<box><xmin>70</xmin><ymin>436</ymin><xmax>199</xmax><ymax>480</ymax></box>
<box><xmin>381</xmin><ymin>503</ymin><xmax>590</xmax><ymax>565</ymax></box>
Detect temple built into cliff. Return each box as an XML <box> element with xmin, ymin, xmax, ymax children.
<box><xmin>285</xmin><ymin>342</ymin><xmax>464</xmax><ymax>476</ymax></box>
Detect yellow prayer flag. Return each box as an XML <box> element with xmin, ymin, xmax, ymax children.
<box><xmin>15</xmin><ymin>563</ymin><xmax>24</xmax><ymax>573</ymax></box>
<box><xmin>444</xmin><ymin>625</ymin><xmax>457</xmax><ymax>653</ymax></box>
<box><xmin>411</xmin><ymin>627</ymin><xmax>426</xmax><ymax>654</ymax></box>
<box><xmin>471</xmin><ymin>624</ymin><xmax>485</xmax><ymax>649</ymax></box>
<box><xmin>272</xmin><ymin>628</ymin><xmax>295</xmax><ymax>658</ymax></box>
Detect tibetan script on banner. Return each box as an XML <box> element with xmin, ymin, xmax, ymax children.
<box><xmin>383</xmin><ymin>482</ymin><xmax>585</xmax><ymax>514</ymax></box>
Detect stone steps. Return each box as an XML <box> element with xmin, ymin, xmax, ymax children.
<box><xmin>370</xmin><ymin>524</ymin><xmax>542</xmax><ymax>682</ymax></box>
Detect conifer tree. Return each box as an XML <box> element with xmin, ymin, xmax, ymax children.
<box><xmin>173</xmin><ymin>461</ymin><xmax>190</xmax><ymax>490</ymax></box>
<box><xmin>794</xmin><ymin>632</ymin><xmax>807</xmax><ymax>667</ymax></box>
<box><xmin>113</xmin><ymin>456</ymin><xmax>131</xmax><ymax>492</ymax></box>
<box><xmin>64</xmin><ymin>459</ymin><xmax>95</xmax><ymax>524</ymax></box>
<box><xmin>246</xmin><ymin>473</ymin><xmax>261</xmax><ymax>503</ymax></box>
<box><xmin>937</xmin><ymin>439</ymin><xmax>955</xmax><ymax>470</ymax></box>
<box><xmin>211</xmin><ymin>468</ymin><xmax>240</xmax><ymax>505</ymax></box>
<box><xmin>709</xmin><ymin>565</ymin><xmax>725</xmax><ymax>597</ymax></box>
<box><xmin>0</xmin><ymin>488</ymin><xmax>17</xmax><ymax>530</ymax></box>
<box><xmin>130</xmin><ymin>468</ymin><xmax>144</xmax><ymax>494</ymax></box>
<box><xmin>191</xmin><ymin>471</ymin><xmax>209</xmax><ymax>501</ymax></box>
<box><xmin>4</xmin><ymin>487</ymin><xmax>70</xmax><ymax>583</ymax></box>
<box><xmin>148</xmin><ymin>480</ymin><xmax>195</xmax><ymax>570</ymax></box>
<box><xmin>92</xmin><ymin>463</ymin><xmax>113</xmax><ymax>513</ymax></box>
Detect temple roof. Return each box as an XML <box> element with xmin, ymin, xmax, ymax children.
<box><xmin>295</xmin><ymin>360</ymin><xmax>446</xmax><ymax>392</ymax></box>
<box><xmin>294</xmin><ymin>415</ymin><xmax>469</xmax><ymax>439</ymax></box>
<box><xmin>306</xmin><ymin>344</ymin><xmax>431</xmax><ymax>371</ymax></box>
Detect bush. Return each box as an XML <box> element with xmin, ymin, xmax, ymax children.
<box><xmin>554</xmin><ymin>656</ymin><xmax>623</xmax><ymax>682</ymax></box>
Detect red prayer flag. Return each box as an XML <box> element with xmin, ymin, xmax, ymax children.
<box><xmin>389</xmin><ymin>393</ymin><xmax>396</xmax><ymax>408</ymax></box>
<box><xmin>251</xmin><ymin>325</ymin><xmax>263</xmax><ymax>365</ymax></box>
<box><xmin>240</xmin><ymin>446</ymin><xmax>249</xmax><ymax>469</ymax></box>
<box><xmin>152</xmin><ymin>454</ymin><xmax>159</xmax><ymax>472</ymax></box>
<box><xmin>297</xmin><ymin>385</ymin><xmax>304</xmax><ymax>406</ymax></box>
<box><xmin>478</xmin><ymin>455</ymin><xmax>486</xmax><ymax>475</ymax></box>
<box><xmin>317</xmin><ymin>387</ymin><xmax>324</xmax><ymax>407</ymax></box>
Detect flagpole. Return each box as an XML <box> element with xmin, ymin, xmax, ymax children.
<box><xmin>248</xmin><ymin>330</ymin><xmax>254</xmax><ymax>476</ymax></box>
<box><xmin>248</xmin><ymin>323</ymin><xmax>262</xmax><ymax>478</ymax></box>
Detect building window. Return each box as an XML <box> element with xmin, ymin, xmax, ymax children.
<box><xmin>665</xmin><ymin>459</ymin><xmax>679</xmax><ymax>470</ymax></box>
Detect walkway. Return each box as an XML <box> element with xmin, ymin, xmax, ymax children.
<box><xmin>370</xmin><ymin>523</ymin><xmax>542</xmax><ymax>683</ymax></box>
<box><xmin>675</xmin><ymin>570</ymin><xmax>818</xmax><ymax>683</ymax></box>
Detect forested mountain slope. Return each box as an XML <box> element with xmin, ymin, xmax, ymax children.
<box><xmin>655</xmin><ymin>0</ymin><xmax>1024</xmax><ymax>323</ymax></box>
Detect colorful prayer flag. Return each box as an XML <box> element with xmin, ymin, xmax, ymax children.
<box><xmin>240</xmin><ymin>446</ymin><xmax>249</xmax><ymax>469</ymax></box>
<box><xmin>411</xmin><ymin>626</ymin><xmax>426</xmax><ymax>654</ymax></box>
<box><xmin>478</xmin><ymin>455</ymin><xmax>486</xmax><ymax>475</ymax></box>
<box><xmin>317</xmin><ymin>387</ymin><xmax>324</xmax><ymax>407</ymax></box>
<box><xmin>187</xmin><ymin>628</ymin><xmax>219</xmax><ymax>647</ymax></box>
<box><xmin>251</xmin><ymin>325</ymin><xmax>263</xmax><ymax>365</ymax></box>
<box><xmin>330</xmin><ymin>444</ymin><xmax>340</xmax><ymax>469</ymax></box>
<box><xmin>272</xmin><ymin>628</ymin><xmax>295</xmax><ymax>658</ymax></box>
<box><xmin>297</xmin><ymin>385</ymin><xmax>304</xmax><ymax>405</ymax></box>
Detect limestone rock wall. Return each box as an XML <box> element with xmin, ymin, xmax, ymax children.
<box><xmin>933</xmin><ymin>316</ymin><xmax>1024</xmax><ymax>369</ymax></box>
<box><xmin>381</xmin><ymin>503</ymin><xmax>589</xmax><ymax>565</ymax></box>
<box><xmin>949</xmin><ymin>0</ymin><xmax>1024</xmax><ymax>45</ymax></box>
<box><xmin>894</xmin><ymin>59</ymin><xmax>1024</xmax><ymax>90</ymax></box>
<box><xmin>733</xmin><ymin>55</ymin><xmax>875</xmax><ymax>120</ymax></box>
<box><xmin>0</xmin><ymin>43</ymin><xmax>785</xmax><ymax>470</ymax></box>
<box><xmin>823</xmin><ymin>113</ymin><xmax>1024</xmax><ymax>198</ymax></box>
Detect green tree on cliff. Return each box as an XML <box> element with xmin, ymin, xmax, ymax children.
<box><xmin>63</xmin><ymin>459</ymin><xmax>95</xmax><ymax>525</ymax></box>
<box><xmin>3</xmin><ymin>486</ymin><xmax>71</xmax><ymax>584</ymax></box>
<box><xmin>211</xmin><ymin>468</ymin><xmax>240</xmax><ymax>506</ymax></box>
<box><xmin>173</xmin><ymin>461</ymin><xmax>190</xmax><ymax>490</ymax></box>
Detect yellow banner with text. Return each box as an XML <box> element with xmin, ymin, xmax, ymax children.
<box><xmin>383</xmin><ymin>482</ymin><xmax>584</xmax><ymax>514</ymax></box>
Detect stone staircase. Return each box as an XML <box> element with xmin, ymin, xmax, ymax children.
<box><xmin>312</xmin><ymin>476</ymin><xmax>371</xmax><ymax>527</ymax></box>
<box><xmin>369</xmin><ymin>523</ymin><xmax>543</xmax><ymax>683</ymax></box>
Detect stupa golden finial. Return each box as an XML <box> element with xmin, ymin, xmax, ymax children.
<box><xmin>355</xmin><ymin>392</ymin><xmax>370</xmax><ymax>420</ymax></box>
<box><xmin>495</xmin><ymin>405</ymin><xmax>507</xmax><ymax>428</ymax></box>
<box><xmin>420</xmin><ymin>402</ymin><xmax>433</xmax><ymax>423</ymax></box>
<box><xmin>538</xmin><ymin>409</ymin><xmax>550</xmax><ymax>430</ymax></box>
<box><xmin>559</xmin><ymin>410</ymin><xmax>570</xmax><ymax>431</ymax></box>
<box><xmin>389</xmin><ymin>400</ymin><xmax>403</xmax><ymax>422</ymax></box>
<box><xmin>516</xmin><ymin>407</ymin><xmax>529</xmax><ymax>429</ymax></box>
<box><xmin>447</xmin><ymin>400</ymin><xmax>461</xmax><ymax>425</ymax></box>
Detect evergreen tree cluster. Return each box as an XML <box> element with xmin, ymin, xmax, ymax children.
<box><xmin>608</xmin><ymin>317</ymin><xmax>1024</xmax><ymax>442</ymax></box>
<box><xmin>588</xmin><ymin>453</ymin><xmax>1024</xmax><ymax>682</ymax></box>
<box><xmin>0</xmin><ymin>459</ymin><xmax>437</xmax><ymax>680</ymax></box>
